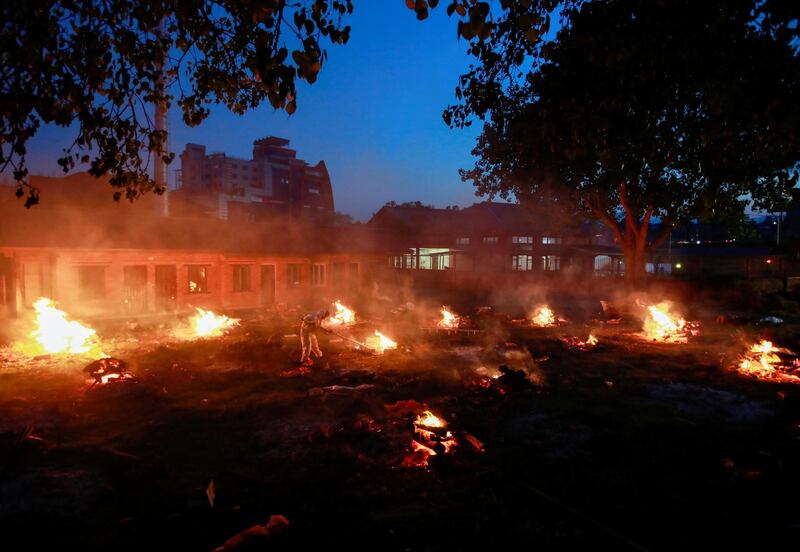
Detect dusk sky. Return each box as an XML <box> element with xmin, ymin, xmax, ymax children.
<box><xmin>25</xmin><ymin>3</ymin><xmax>485</xmax><ymax>221</ymax></box>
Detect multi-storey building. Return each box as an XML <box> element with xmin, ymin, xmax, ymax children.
<box><xmin>176</xmin><ymin>136</ymin><xmax>334</xmax><ymax>221</ymax></box>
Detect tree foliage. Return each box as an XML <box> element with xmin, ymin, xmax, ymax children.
<box><xmin>412</xmin><ymin>0</ymin><xmax>800</xmax><ymax>281</ymax></box>
<box><xmin>1</xmin><ymin>0</ymin><xmax>352</xmax><ymax>206</ymax></box>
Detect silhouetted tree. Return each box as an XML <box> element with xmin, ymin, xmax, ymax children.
<box><xmin>1</xmin><ymin>0</ymin><xmax>352</xmax><ymax>206</ymax></box>
<box><xmin>413</xmin><ymin>0</ymin><xmax>800</xmax><ymax>282</ymax></box>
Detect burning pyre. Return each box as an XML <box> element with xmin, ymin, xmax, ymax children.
<box><xmin>188</xmin><ymin>308</ymin><xmax>240</xmax><ymax>338</ymax></box>
<box><xmin>84</xmin><ymin>357</ymin><xmax>136</xmax><ymax>387</ymax></box>
<box><xmin>531</xmin><ymin>305</ymin><xmax>559</xmax><ymax>327</ymax></box>
<box><xmin>642</xmin><ymin>302</ymin><xmax>699</xmax><ymax>343</ymax></box>
<box><xmin>437</xmin><ymin>306</ymin><xmax>461</xmax><ymax>329</ymax></box>
<box><xmin>738</xmin><ymin>340</ymin><xmax>800</xmax><ymax>383</ymax></box>
<box><xmin>365</xmin><ymin>330</ymin><xmax>398</xmax><ymax>354</ymax></box>
<box><xmin>328</xmin><ymin>301</ymin><xmax>356</xmax><ymax>326</ymax></box>
<box><xmin>18</xmin><ymin>298</ymin><xmax>104</xmax><ymax>358</ymax></box>
<box><xmin>402</xmin><ymin>410</ymin><xmax>457</xmax><ymax>468</ymax></box>
<box><xmin>561</xmin><ymin>333</ymin><xmax>599</xmax><ymax>351</ymax></box>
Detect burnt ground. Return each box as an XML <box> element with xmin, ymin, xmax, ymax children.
<box><xmin>2</xmin><ymin>306</ymin><xmax>800</xmax><ymax>551</ymax></box>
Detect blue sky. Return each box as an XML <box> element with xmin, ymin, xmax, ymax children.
<box><xmin>25</xmin><ymin>3</ymin><xmax>483</xmax><ymax>221</ymax></box>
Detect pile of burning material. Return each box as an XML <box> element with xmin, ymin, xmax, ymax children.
<box><xmin>560</xmin><ymin>333</ymin><xmax>599</xmax><ymax>351</ymax></box>
<box><xmin>364</xmin><ymin>330</ymin><xmax>398</xmax><ymax>354</ymax></box>
<box><xmin>17</xmin><ymin>297</ymin><xmax>105</xmax><ymax>358</ymax></box>
<box><xmin>424</xmin><ymin>306</ymin><xmax>481</xmax><ymax>336</ymax></box>
<box><xmin>328</xmin><ymin>300</ymin><xmax>357</xmax><ymax>326</ymax></box>
<box><xmin>437</xmin><ymin>306</ymin><xmax>461</xmax><ymax>329</ymax></box>
<box><xmin>641</xmin><ymin>302</ymin><xmax>699</xmax><ymax>343</ymax></box>
<box><xmin>514</xmin><ymin>304</ymin><xmax>565</xmax><ymax>328</ymax></box>
<box><xmin>738</xmin><ymin>340</ymin><xmax>800</xmax><ymax>383</ymax></box>
<box><xmin>402</xmin><ymin>410</ymin><xmax>458</xmax><ymax>468</ymax></box>
<box><xmin>178</xmin><ymin>308</ymin><xmax>240</xmax><ymax>339</ymax></box>
<box><xmin>84</xmin><ymin>357</ymin><xmax>136</xmax><ymax>387</ymax></box>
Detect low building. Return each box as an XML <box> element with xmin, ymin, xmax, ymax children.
<box><xmin>0</xmin><ymin>175</ymin><xmax>382</xmax><ymax>319</ymax></box>
<box><xmin>368</xmin><ymin>201</ymin><xmax>619</xmax><ymax>280</ymax></box>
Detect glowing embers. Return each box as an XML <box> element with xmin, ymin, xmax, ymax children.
<box><xmin>20</xmin><ymin>298</ymin><xmax>104</xmax><ymax>358</ymax></box>
<box><xmin>328</xmin><ymin>301</ymin><xmax>356</xmax><ymax>326</ymax></box>
<box><xmin>365</xmin><ymin>330</ymin><xmax>398</xmax><ymax>354</ymax></box>
<box><xmin>189</xmin><ymin>308</ymin><xmax>240</xmax><ymax>338</ymax></box>
<box><xmin>437</xmin><ymin>306</ymin><xmax>461</xmax><ymax>329</ymax></box>
<box><xmin>642</xmin><ymin>302</ymin><xmax>699</xmax><ymax>343</ymax></box>
<box><xmin>738</xmin><ymin>340</ymin><xmax>800</xmax><ymax>383</ymax></box>
<box><xmin>402</xmin><ymin>410</ymin><xmax>458</xmax><ymax>468</ymax></box>
<box><xmin>84</xmin><ymin>357</ymin><xmax>136</xmax><ymax>387</ymax></box>
<box><xmin>561</xmin><ymin>333</ymin><xmax>599</xmax><ymax>351</ymax></box>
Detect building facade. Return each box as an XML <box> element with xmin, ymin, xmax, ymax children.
<box><xmin>177</xmin><ymin>137</ymin><xmax>335</xmax><ymax>220</ymax></box>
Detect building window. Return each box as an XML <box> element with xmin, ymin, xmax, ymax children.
<box><xmin>77</xmin><ymin>266</ymin><xmax>105</xmax><ymax>300</ymax></box>
<box><xmin>311</xmin><ymin>264</ymin><xmax>326</xmax><ymax>287</ymax></box>
<box><xmin>456</xmin><ymin>237</ymin><xmax>470</xmax><ymax>246</ymax></box>
<box><xmin>512</xmin><ymin>236</ymin><xmax>534</xmax><ymax>250</ymax></box>
<box><xmin>542</xmin><ymin>255</ymin><xmax>561</xmax><ymax>271</ymax></box>
<box><xmin>482</xmin><ymin>236</ymin><xmax>499</xmax><ymax>245</ymax></box>
<box><xmin>542</xmin><ymin>236</ymin><xmax>562</xmax><ymax>245</ymax></box>
<box><xmin>511</xmin><ymin>255</ymin><xmax>533</xmax><ymax>271</ymax></box>
<box><xmin>287</xmin><ymin>264</ymin><xmax>302</xmax><ymax>288</ymax></box>
<box><xmin>188</xmin><ymin>265</ymin><xmax>209</xmax><ymax>293</ymax></box>
<box><xmin>232</xmin><ymin>265</ymin><xmax>252</xmax><ymax>292</ymax></box>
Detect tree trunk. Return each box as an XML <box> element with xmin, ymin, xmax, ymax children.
<box><xmin>623</xmin><ymin>236</ymin><xmax>648</xmax><ymax>285</ymax></box>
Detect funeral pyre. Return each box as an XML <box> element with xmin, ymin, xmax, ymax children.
<box><xmin>84</xmin><ymin>357</ymin><xmax>136</xmax><ymax>387</ymax></box>
<box><xmin>529</xmin><ymin>304</ymin><xmax>563</xmax><ymax>327</ymax></box>
<box><xmin>16</xmin><ymin>297</ymin><xmax>104</xmax><ymax>358</ymax></box>
<box><xmin>560</xmin><ymin>333</ymin><xmax>599</xmax><ymax>351</ymax></box>
<box><xmin>182</xmin><ymin>307</ymin><xmax>240</xmax><ymax>338</ymax></box>
<box><xmin>737</xmin><ymin>340</ymin><xmax>800</xmax><ymax>383</ymax></box>
<box><xmin>402</xmin><ymin>410</ymin><xmax>458</xmax><ymax>468</ymax></box>
<box><xmin>437</xmin><ymin>306</ymin><xmax>461</xmax><ymax>329</ymax></box>
<box><xmin>642</xmin><ymin>302</ymin><xmax>699</xmax><ymax>343</ymax></box>
<box><xmin>328</xmin><ymin>301</ymin><xmax>356</xmax><ymax>326</ymax></box>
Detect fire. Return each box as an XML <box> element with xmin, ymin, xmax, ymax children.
<box><xmin>437</xmin><ymin>306</ymin><xmax>460</xmax><ymax>329</ymax></box>
<box><xmin>403</xmin><ymin>409</ymin><xmax>458</xmax><ymax>468</ymax></box>
<box><xmin>190</xmin><ymin>307</ymin><xmax>239</xmax><ymax>337</ymax></box>
<box><xmin>416</xmin><ymin>410</ymin><xmax>446</xmax><ymax>428</ymax></box>
<box><xmin>738</xmin><ymin>340</ymin><xmax>800</xmax><ymax>383</ymax></box>
<box><xmin>328</xmin><ymin>300</ymin><xmax>356</xmax><ymax>326</ymax></box>
<box><xmin>20</xmin><ymin>298</ymin><xmax>104</xmax><ymax>357</ymax></box>
<box><xmin>561</xmin><ymin>333</ymin><xmax>598</xmax><ymax>351</ymax></box>
<box><xmin>531</xmin><ymin>305</ymin><xmax>557</xmax><ymax>327</ymax></box>
<box><xmin>85</xmin><ymin>357</ymin><xmax>135</xmax><ymax>386</ymax></box>
<box><xmin>367</xmin><ymin>330</ymin><xmax>397</xmax><ymax>354</ymax></box>
<box><xmin>642</xmin><ymin>302</ymin><xmax>697</xmax><ymax>343</ymax></box>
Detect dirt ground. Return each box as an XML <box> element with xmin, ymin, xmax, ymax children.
<box><xmin>2</xmin><ymin>297</ymin><xmax>800</xmax><ymax>551</ymax></box>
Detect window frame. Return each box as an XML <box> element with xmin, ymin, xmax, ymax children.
<box><xmin>232</xmin><ymin>265</ymin><xmax>252</xmax><ymax>292</ymax></box>
<box><xmin>187</xmin><ymin>265</ymin><xmax>210</xmax><ymax>294</ymax></box>
<box><xmin>311</xmin><ymin>263</ymin><xmax>326</xmax><ymax>287</ymax></box>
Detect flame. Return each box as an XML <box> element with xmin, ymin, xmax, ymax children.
<box><xmin>20</xmin><ymin>298</ymin><xmax>104</xmax><ymax>357</ymax></box>
<box><xmin>328</xmin><ymin>300</ymin><xmax>356</xmax><ymax>326</ymax></box>
<box><xmin>562</xmin><ymin>333</ymin><xmax>599</xmax><ymax>350</ymax></box>
<box><xmin>190</xmin><ymin>308</ymin><xmax>239</xmax><ymax>337</ymax></box>
<box><xmin>738</xmin><ymin>340</ymin><xmax>800</xmax><ymax>383</ymax></box>
<box><xmin>416</xmin><ymin>410</ymin><xmax>446</xmax><ymax>428</ymax></box>
<box><xmin>368</xmin><ymin>330</ymin><xmax>397</xmax><ymax>354</ymax></box>
<box><xmin>437</xmin><ymin>307</ymin><xmax>460</xmax><ymax>329</ymax></box>
<box><xmin>403</xmin><ymin>410</ymin><xmax>458</xmax><ymax>468</ymax></box>
<box><xmin>642</xmin><ymin>302</ymin><xmax>697</xmax><ymax>343</ymax></box>
<box><xmin>531</xmin><ymin>305</ymin><xmax>556</xmax><ymax>327</ymax></box>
